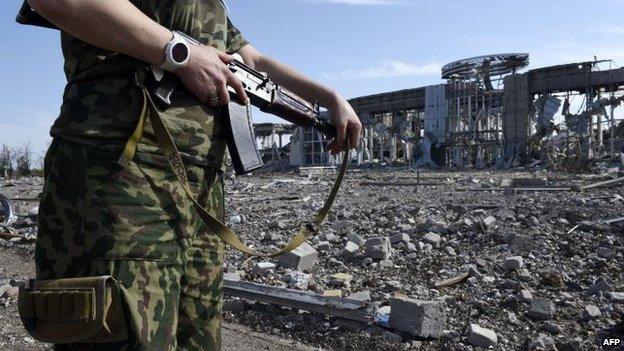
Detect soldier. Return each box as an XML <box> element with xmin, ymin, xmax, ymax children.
<box><xmin>27</xmin><ymin>0</ymin><xmax>362</xmax><ymax>350</ymax></box>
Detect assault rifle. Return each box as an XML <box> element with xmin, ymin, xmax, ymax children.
<box><xmin>148</xmin><ymin>37</ymin><xmax>338</xmax><ymax>175</ymax></box>
<box><xmin>16</xmin><ymin>4</ymin><xmax>338</xmax><ymax>175</ymax></box>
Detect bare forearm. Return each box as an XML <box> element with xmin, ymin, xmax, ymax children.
<box><xmin>27</xmin><ymin>0</ymin><xmax>171</xmax><ymax>66</ymax></box>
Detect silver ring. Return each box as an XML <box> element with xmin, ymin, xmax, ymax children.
<box><xmin>208</xmin><ymin>95</ymin><xmax>219</xmax><ymax>104</ymax></box>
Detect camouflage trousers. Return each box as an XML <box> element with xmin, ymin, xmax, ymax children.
<box><xmin>35</xmin><ymin>138</ymin><xmax>226</xmax><ymax>351</ymax></box>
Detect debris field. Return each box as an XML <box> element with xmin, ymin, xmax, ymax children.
<box><xmin>0</xmin><ymin>166</ymin><xmax>623</xmax><ymax>350</ymax></box>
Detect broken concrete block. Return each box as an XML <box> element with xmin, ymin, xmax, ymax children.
<box><xmin>342</xmin><ymin>241</ymin><xmax>360</xmax><ymax>257</ymax></box>
<box><xmin>329</xmin><ymin>273</ymin><xmax>353</xmax><ymax>287</ymax></box>
<box><xmin>504</xmin><ymin>256</ymin><xmax>524</xmax><ymax>271</ymax></box>
<box><xmin>277</xmin><ymin>243</ymin><xmax>318</xmax><ymax>271</ymax></box>
<box><xmin>529</xmin><ymin>298</ymin><xmax>555</xmax><ymax>320</ymax></box>
<box><xmin>583</xmin><ymin>305</ymin><xmax>601</xmax><ymax>319</ymax></box>
<box><xmin>423</xmin><ymin>232</ymin><xmax>441</xmax><ymax>247</ymax></box>
<box><xmin>346</xmin><ymin>233</ymin><xmax>365</xmax><ymax>246</ymax></box>
<box><xmin>609</xmin><ymin>292</ymin><xmax>624</xmax><ymax>303</ymax></box>
<box><xmin>390</xmin><ymin>233</ymin><xmax>411</xmax><ymax>245</ymax></box>
<box><xmin>252</xmin><ymin>262</ymin><xmax>276</xmax><ymax>276</ymax></box>
<box><xmin>466</xmin><ymin>324</ymin><xmax>498</xmax><ymax>348</ymax></box>
<box><xmin>389</xmin><ymin>297</ymin><xmax>446</xmax><ymax>338</ymax></box>
<box><xmin>323</xmin><ymin>290</ymin><xmax>343</xmax><ymax>298</ymax></box>
<box><xmin>482</xmin><ymin>216</ymin><xmax>497</xmax><ymax>229</ymax></box>
<box><xmin>365</xmin><ymin>237</ymin><xmax>391</xmax><ymax>260</ymax></box>
<box><xmin>518</xmin><ymin>289</ymin><xmax>533</xmax><ymax>303</ymax></box>
<box><xmin>347</xmin><ymin>291</ymin><xmax>371</xmax><ymax>302</ymax></box>
<box><xmin>316</xmin><ymin>241</ymin><xmax>331</xmax><ymax>252</ymax></box>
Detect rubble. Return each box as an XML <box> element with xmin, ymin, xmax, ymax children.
<box><xmin>389</xmin><ymin>297</ymin><xmax>446</xmax><ymax>338</ymax></box>
<box><xmin>529</xmin><ymin>298</ymin><xmax>556</xmax><ymax>320</ymax></box>
<box><xmin>466</xmin><ymin>324</ymin><xmax>498</xmax><ymax>348</ymax></box>
<box><xmin>277</xmin><ymin>243</ymin><xmax>318</xmax><ymax>271</ymax></box>
<box><xmin>2</xmin><ymin>168</ymin><xmax>624</xmax><ymax>351</ymax></box>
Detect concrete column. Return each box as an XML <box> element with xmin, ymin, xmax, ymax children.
<box><xmin>390</xmin><ymin>137</ymin><xmax>397</xmax><ymax>163</ymax></box>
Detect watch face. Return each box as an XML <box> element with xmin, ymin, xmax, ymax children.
<box><xmin>172</xmin><ymin>42</ymin><xmax>189</xmax><ymax>63</ymax></box>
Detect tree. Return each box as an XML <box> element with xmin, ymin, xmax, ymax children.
<box><xmin>15</xmin><ymin>142</ymin><xmax>32</xmax><ymax>177</ymax></box>
<box><xmin>0</xmin><ymin>144</ymin><xmax>13</xmax><ymax>178</ymax></box>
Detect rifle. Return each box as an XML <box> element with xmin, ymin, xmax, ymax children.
<box><xmin>150</xmin><ymin>31</ymin><xmax>337</xmax><ymax>175</ymax></box>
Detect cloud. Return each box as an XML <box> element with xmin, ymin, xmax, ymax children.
<box><xmin>303</xmin><ymin>0</ymin><xmax>403</xmax><ymax>5</ymax></box>
<box><xmin>320</xmin><ymin>60</ymin><xmax>441</xmax><ymax>80</ymax></box>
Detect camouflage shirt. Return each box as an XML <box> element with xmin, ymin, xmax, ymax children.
<box><xmin>51</xmin><ymin>0</ymin><xmax>248</xmax><ymax>167</ymax></box>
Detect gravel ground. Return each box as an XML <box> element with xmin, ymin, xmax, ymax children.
<box><xmin>1</xmin><ymin>165</ymin><xmax>623</xmax><ymax>351</ymax></box>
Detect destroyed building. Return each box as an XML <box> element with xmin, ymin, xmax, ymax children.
<box><xmin>262</xmin><ymin>54</ymin><xmax>624</xmax><ymax>169</ymax></box>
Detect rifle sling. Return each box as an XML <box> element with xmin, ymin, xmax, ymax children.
<box><xmin>119</xmin><ymin>86</ymin><xmax>348</xmax><ymax>257</ymax></box>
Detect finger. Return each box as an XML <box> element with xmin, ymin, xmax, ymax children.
<box><xmin>215</xmin><ymin>83</ymin><xmax>230</xmax><ymax>106</ymax></box>
<box><xmin>336</xmin><ymin>122</ymin><xmax>347</xmax><ymax>151</ymax></box>
<box><xmin>216</xmin><ymin>50</ymin><xmax>235</xmax><ymax>63</ymax></box>
<box><xmin>202</xmin><ymin>85</ymin><xmax>217</xmax><ymax>105</ymax></box>
<box><xmin>348</xmin><ymin>123</ymin><xmax>361</xmax><ymax>149</ymax></box>
<box><xmin>227</xmin><ymin>73</ymin><xmax>250</xmax><ymax>104</ymax></box>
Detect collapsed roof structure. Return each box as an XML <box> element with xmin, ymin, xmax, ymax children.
<box><xmin>254</xmin><ymin>54</ymin><xmax>624</xmax><ymax>170</ymax></box>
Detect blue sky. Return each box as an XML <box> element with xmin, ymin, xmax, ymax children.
<box><xmin>1</xmin><ymin>0</ymin><xmax>624</xmax><ymax>157</ymax></box>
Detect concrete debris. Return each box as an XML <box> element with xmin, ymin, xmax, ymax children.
<box><xmin>504</xmin><ymin>256</ymin><xmax>524</xmax><ymax>271</ymax></box>
<box><xmin>389</xmin><ymin>297</ymin><xmax>446</xmax><ymax>338</ymax></box>
<box><xmin>466</xmin><ymin>324</ymin><xmax>498</xmax><ymax>348</ymax></box>
<box><xmin>3</xmin><ymin>167</ymin><xmax>624</xmax><ymax>351</ymax></box>
<box><xmin>277</xmin><ymin>243</ymin><xmax>318</xmax><ymax>271</ymax></box>
<box><xmin>529</xmin><ymin>298</ymin><xmax>555</xmax><ymax>320</ymax></box>
<box><xmin>364</xmin><ymin>237</ymin><xmax>391</xmax><ymax>260</ymax></box>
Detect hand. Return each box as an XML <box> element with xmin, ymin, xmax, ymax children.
<box><xmin>172</xmin><ymin>45</ymin><xmax>249</xmax><ymax>107</ymax></box>
<box><xmin>326</xmin><ymin>95</ymin><xmax>362</xmax><ymax>155</ymax></box>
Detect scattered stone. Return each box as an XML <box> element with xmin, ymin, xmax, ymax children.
<box><xmin>347</xmin><ymin>291</ymin><xmax>371</xmax><ymax>302</ymax></box>
<box><xmin>608</xmin><ymin>291</ymin><xmax>624</xmax><ymax>302</ymax></box>
<box><xmin>252</xmin><ymin>262</ymin><xmax>276</xmax><ymax>276</ymax></box>
<box><xmin>423</xmin><ymin>232</ymin><xmax>441</xmax><ymax>247</ymax></box>
<box><xmin>541</xmin><ymin>271</ymin><xmax>565</xmax><ymax>289</ymax></box>
<box><xmin>328</xmin><ymin>273</ymin><xmax>353</xmax><ymax>287</ymax></box>
<box><xmin>597</xmin><ymin>247</ymin><xmax>616</xmax><ymax>259</ymax></box>
<box><xmin>444</xmin><ymin>246</ymin><xmax>456</xmax><ymax>256</ymax></box>
<box><xmin>588</xmin><ymin>277</ymin><xmax>614</xmax><ymax>295</ymax></box>
<box><xmin>583</xmin><ymin>305</ymin><xmax>601</xmax><ymax>319</ymax></box>
<box><xmin>482</xmin><ymin>216</ymin><xmax>497</xmax><ymax>229</ymax></box>
<box><xmin>223</xmin><ymin>272</ymin><xmax>242</xmax><ymax>281</ymax></box>
<box><xmin>323</xmin><ymin>290</ymin><xmax>343</xmax><ymax>298</ymax></box>
<box><xmin>342</xmin><ymin>241</ymin><xmax>360</xmax><ymax>257</ymax></box>
<box><xmin>529</xmin><ymin>298</ymin><xmax>555</xmax><ymax>320</ymax></box>
<box><xmin>346</xmin><ymin>233</ymin><xmax>365</xmax><ymax>246</ymax></box>
<box><xmin>542</xmin><ymin>321</ymin><xmax>563</xmax><ymax>335</ymax></box>
<box><xmin>518</xmin><ymin>289</ymin><xmax>533</xmax><ymax>303</ymax></box>
<box><xmin>390</xmin><ymin>233</ymin><xmax>411</xmax><ymax>246</ymax></box>
<box><xmin>277</xmin><ymin>243</ymin><xmax>318</xmax><ymax>271</ymax></box>
<box><xmin>381</xmin><ymin>331</ymin><xmax>403</xmax><ymax>343</ymax></box>
<box><xmin>364</xmin><ymin>237</ymin><xmax>391</xmax><ymax>260</ymax></box>
<box><xmin>316</xmin><ymin>241</ymin><xmax>331</xmax><ymax>252</ymax></box>
<box><xmin>466</xmin><ymin>324</ymin><xmax>498</xmax><ymax>348</ymax></box>
<box><xmin>504</xmin><ymin>256</ymin><xmax>524</xmax><ymax>271</ymax></box>
<box><xmin>268</xmin><ymin>220</ymin><xmax>287</xmax><ymax>230</ymax></box>
<box><xmin>389</xmin><ymin>297</ymin><xmax>446</xmax><ymax>338</ymax></box>
<box><xmin>527</xmin><ymin>334</ymin><xmax>557</xmax><ymax>351</ymax></box>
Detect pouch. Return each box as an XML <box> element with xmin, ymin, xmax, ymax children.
<box><xmin>18</xmin><ymin>276</ymin><xmax>128</xmax><ymax>344</ymax></box>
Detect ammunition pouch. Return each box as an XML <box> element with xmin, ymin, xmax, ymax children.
<box><xmin>18</xmin><ymin>276</ymin><xmax>128</xmax><ymax>344</ymax></box>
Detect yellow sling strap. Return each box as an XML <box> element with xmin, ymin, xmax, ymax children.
<box><xmin>120</xmin><ymin>87</ymin><xmax>348</xmax><ymax>257</ymax></box>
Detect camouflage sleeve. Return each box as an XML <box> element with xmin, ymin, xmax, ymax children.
<box><xmin>226</xmin><ymin>18</ymin><xmax>249</xmax><ymax>53</ymax></box>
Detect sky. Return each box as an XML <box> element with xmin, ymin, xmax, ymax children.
<box><xmin>1</xmin><ymin>0</ymin><xmax>624</xmax><ymax>158</ymax></box>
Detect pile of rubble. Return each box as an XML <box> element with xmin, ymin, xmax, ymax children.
<box><xmin>1</xmin><ymin>169</ymin><xmax>623</xmax><ymax>350</ymax></box>
<box><xmin>222</xmin><ymin>168</ymin><xmax>624</xmax><ymax>350</ymax></box>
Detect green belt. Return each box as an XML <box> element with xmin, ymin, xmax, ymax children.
<box><xmin>118</xmin><ymin>86</ymin><xmax>348</xmax><ymax>257</ymax></box>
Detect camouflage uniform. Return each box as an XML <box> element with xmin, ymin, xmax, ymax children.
<box><xmin>35</xmin><ymin>1</ymin><xmax>248</xmax><ymax>350</ymax></box>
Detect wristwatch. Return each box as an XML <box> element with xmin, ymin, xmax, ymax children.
<box><xmin>160</xmin><ymin>31</ymin><xmax>191</xmax><ymax>71</ymax></box>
